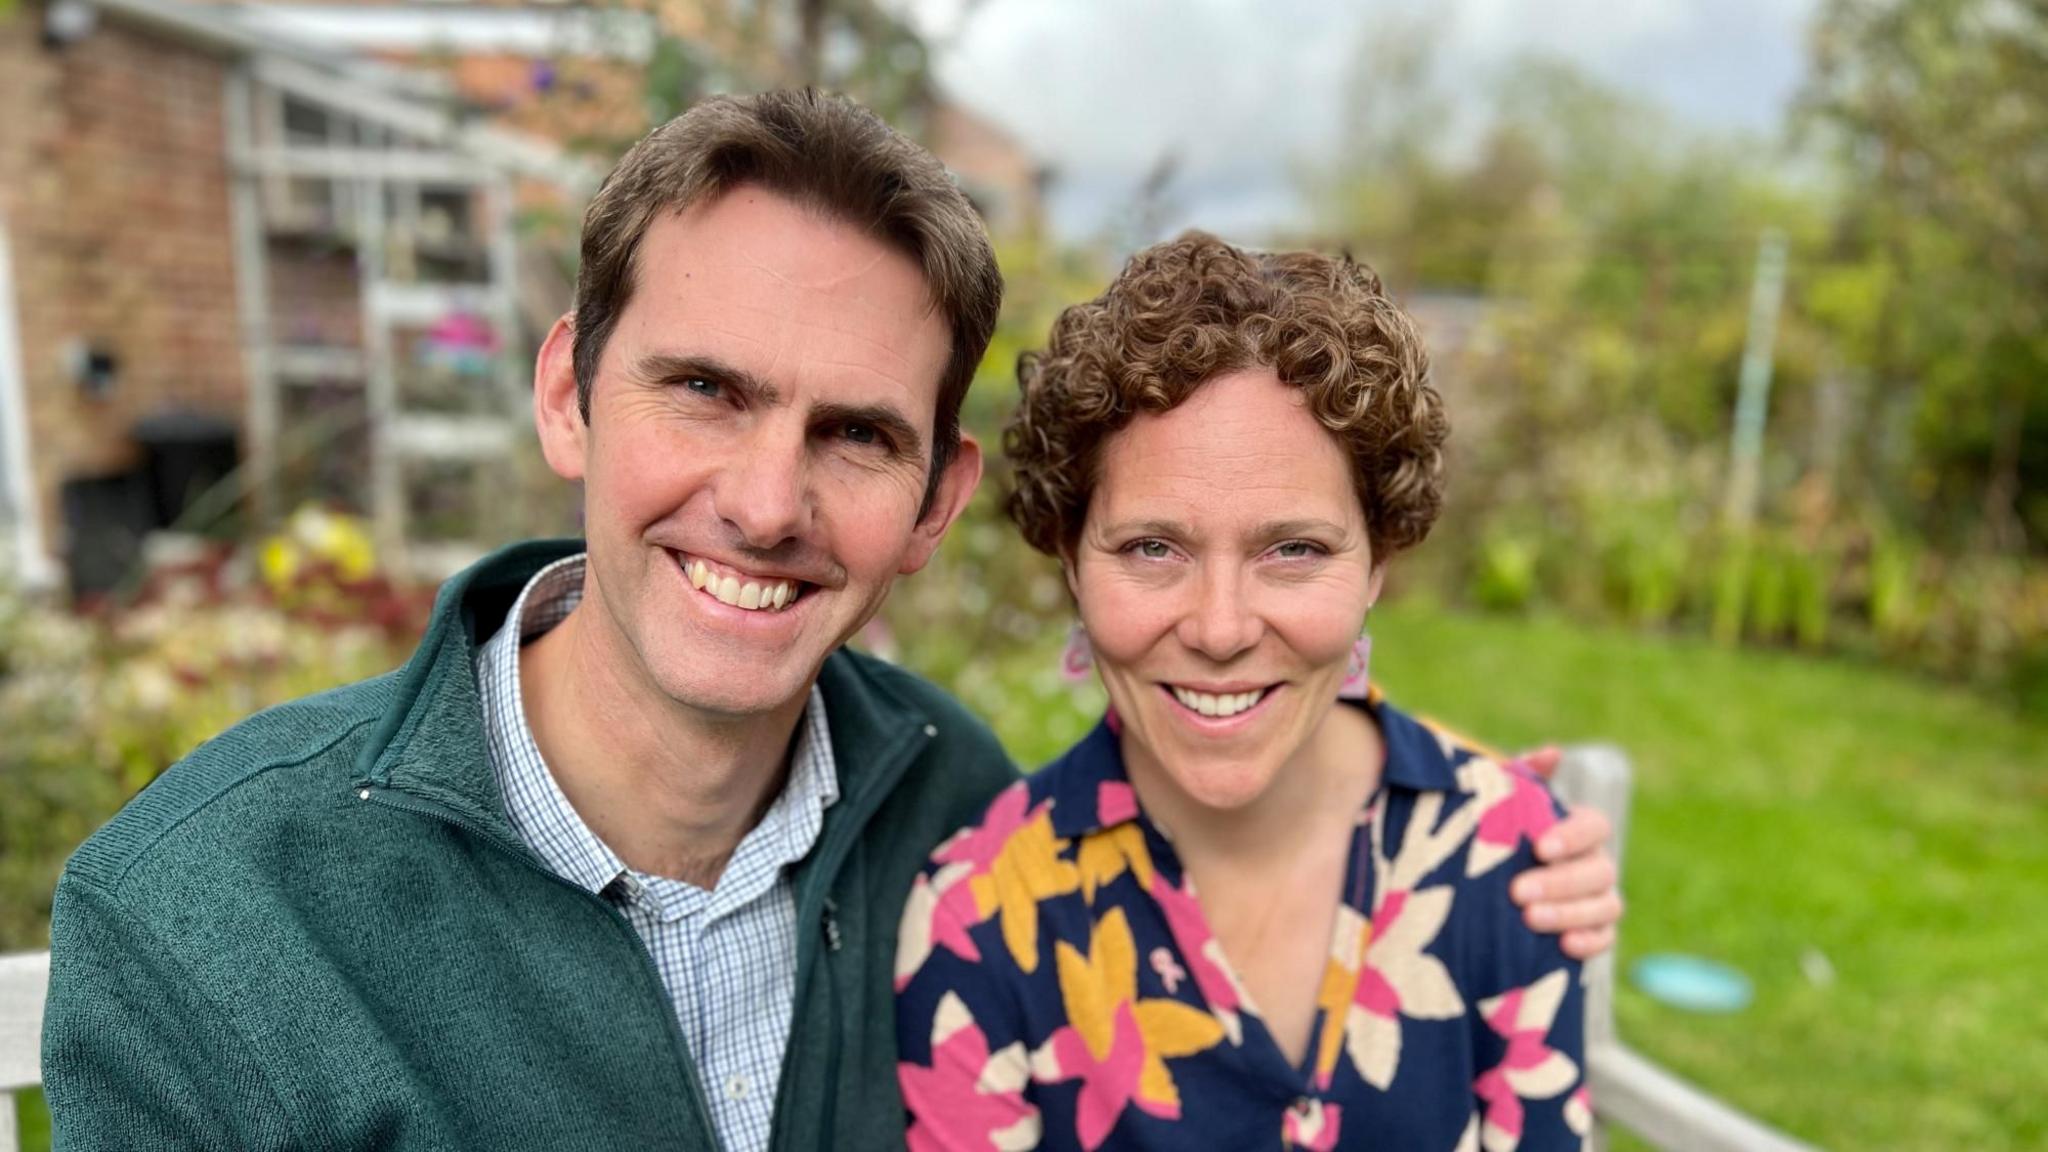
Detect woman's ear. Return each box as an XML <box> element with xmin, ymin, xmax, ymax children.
<box><xmin>1059</xmin><ymin>545</ymin><xmax>1082</xmax><ymax>604</ymax></box>
<box><xmin>1366</xmin><ymin>561</ymin><xmax>1389</xmax><ymax>609</ymax></box>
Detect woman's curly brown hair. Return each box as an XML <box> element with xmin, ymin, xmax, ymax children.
<box><xmin>1004</xmin><ymin>231</ymin><xmax>1448</xmax><ymax>560</ymax></box>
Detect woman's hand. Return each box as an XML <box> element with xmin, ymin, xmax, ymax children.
<box><xmin>1505</xmin><ymin>746</ymin><xmax>1624</xmax><ymax>960</ymax></box>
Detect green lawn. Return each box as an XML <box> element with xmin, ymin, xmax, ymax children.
<box><xmin>1366</xmin><ymin>605</ymin><xmax>2048</xmax><ymax>1150</ymax></box>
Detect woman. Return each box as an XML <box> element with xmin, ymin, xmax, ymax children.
<box><xmin>896</xmin><ymin>234</ymin><xmax>1590</xmax><ymax>1151</ymax></box>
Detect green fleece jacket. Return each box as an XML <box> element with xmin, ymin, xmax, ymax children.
<box><xmin>40</xmin><ymin>539</ymin><xmax>1019</xmax><ymax>1152</ymax></box>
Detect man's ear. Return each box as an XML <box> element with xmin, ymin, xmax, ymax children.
<box><xmin>534</xmin><ymin>312</ymin><xmax>587</xmax><ymax>482</ymax></box>
<box><xmin>898</xmin><ymin>432</ymin><xmax>984</xmax><ymax>576</ymax></box>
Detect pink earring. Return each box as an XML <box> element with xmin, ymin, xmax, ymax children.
<box><xmin>1338</xmin><ymin>627</ymin><xmax>1372</xmax><ymax>700</ymax></box>
<box><xmin>1061</xmin><ymin>622</ymin><xmax>1094</xmax><ymax>683</ymax></box>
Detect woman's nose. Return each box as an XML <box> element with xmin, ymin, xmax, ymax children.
<box><xmin>1177</xmin><ymin>563</ymin><xmax>1262</xmax><ymax>662</ymax></box>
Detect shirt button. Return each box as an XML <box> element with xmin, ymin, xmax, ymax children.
<box><xmin>726</xmin><ymin>1074</ymin><xmax>749</xmax><ymax>1100</ymax></box>
<box><xmin>1292</xmin><ymin>1097</ymin><xmax>1315</xmax><ymax>1117</ymax></box>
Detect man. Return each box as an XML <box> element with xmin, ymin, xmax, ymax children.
<box><xmin>42</xmin><ymin>91</ymin><xmax>1620</xmax><ymax>1151</ymax></box>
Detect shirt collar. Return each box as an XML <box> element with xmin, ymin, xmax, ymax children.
<box><xmin>1043</xmin><ymin>693</ymin><xmax>1462</xmax><ymax>841</ymax></box>
<box><xmin>477</xmin><ymin>552</ymin><xmax>839</xmax><ymax>901</ymax></box>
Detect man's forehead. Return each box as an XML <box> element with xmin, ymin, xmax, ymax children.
<box><xmin>645</xmin><ymin>189</ymin><xmax>938</xmax><ymax>308</ymax></box>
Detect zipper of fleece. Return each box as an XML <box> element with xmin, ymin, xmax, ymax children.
<box><xmin>354</xmin><ymin>783</ymin><xmax>729</xmax><ymax>1152</ymax></box>
<box><xmin>769</xmin><ymin>719</ymin><xmax>933</xmax><ymax>1152</ymax></box>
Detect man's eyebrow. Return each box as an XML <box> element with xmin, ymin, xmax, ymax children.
<box><xmin>813</xmin><ymin>401</ymin><xmax>926</xmax><ymax>464</ymax></box>
<box><xmin>632</xmin><ymin>353</ymin><xmax>782</xmax><ymax>406</ymax></box>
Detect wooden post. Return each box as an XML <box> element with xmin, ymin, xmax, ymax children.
<box><xmin>0</xmin><ymin>951</ymin><xmax>52</xmax><ymax>1152</ymax></box>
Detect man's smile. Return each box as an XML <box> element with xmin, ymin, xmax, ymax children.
<box><xmin>671</xmin><ymin>550</ymin><xmax>814</xmax><ymax>613</ymax></box>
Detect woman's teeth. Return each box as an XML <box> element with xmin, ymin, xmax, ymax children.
<box><xmin>685</xmin><ymin>559</ymin><xmax>798</xmax><ymax>612</ymax></box>
<box><xmin>1171</xmin><ymin>686</ymin><xmax>1264</xmax><ymax>718</ymax></box>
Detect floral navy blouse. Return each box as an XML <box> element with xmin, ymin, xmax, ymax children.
<box><xmin>894</xmin><ymin>695</ymin><xmax>1589</xmax><ymax>1152</ymax></box>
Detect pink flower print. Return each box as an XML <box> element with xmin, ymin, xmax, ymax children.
<box><xmin>931</xmin><ymin>782</ymin><xmax>1080</xmax><ymax>973</ymax></box>
<box><xmin>900</xmin><ymin>992</ymin><xmax>1041</xmax><ymax>1152</ymax></box>
<box><xmin>1283</xmin><ymin>1099</ymin><xmax>1343</xmax><ymax>1151</ymax></box>
<box><xmin>895</xmin><ymin>861</ymin><xmax>983</xmax><ymax>989</ymax></box>
<box><xmin>1474</xmin><ymin>969</ymin><xmax>1579</xmax><ymax>1152</ymax></box>
<box><xmin>1042</xmin><ymin>1000</ymin><xmax>1150</xmax><ymax>1150</ymax></box>
<box><xmin>932</xmin><ymin>782</ymin><xmax>1035</xmax><ymax>875</ymax></box>
<box><xmin>1097</xmin><ymin>781</ymin><xmax>1139</xmax><ymax>826</ymax></box>
<box><xmin>1336</xmin><ymin>885</ymin><xmax>1464</xmax><ymax>1089</ymax></box>
<box><xmin>1029</xmin><ymin>909</ymin><xmax>1225</xmax><ymax>1150</ymax></box>
<box><xmin>1466</xmin><ymin>759</ymin><xmax>1562</xmax><ymax>878</ymax></box>
<box><xmin>1148</xmin><ymin>872</ymin><xmax>1248</xmax><ymax>1045</ymax></box>
<box><xmin>1564</xmin><ymin>1086</ymin><xmax>1594</xmax><ymax>1137</ymax></box>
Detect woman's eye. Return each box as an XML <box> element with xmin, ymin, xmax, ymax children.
<box><xmin>1132</xmin><ymin>539</ymin><xmax>1172</xmax><ymax>559</ymax></box>
<box><xmin>1274</xmin><ymin>540</ymin><xmax>1323</xmax><ymax>559</ymax></box>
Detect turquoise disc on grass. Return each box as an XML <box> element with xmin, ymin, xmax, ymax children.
<box><xmin>1629</xmin><ymin>953</ymin><xmax>1753</xmax><ymax>1013</ymax></box>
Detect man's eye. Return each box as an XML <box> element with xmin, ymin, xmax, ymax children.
<box><xmin>842</xmin><ymin>422</ymin><xmax>878</xmax><ymax>446</ymax></box>
<box><xmin>682</xmin><ymin>377</ymin><xmax>721</xmax><ymax>398</ymax></box>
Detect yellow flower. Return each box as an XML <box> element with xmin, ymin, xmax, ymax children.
<box><xmin>1312</xmin><ymin>905</ymin><xmax>1372</xmax><ymax>1088</ymax></box>
<box><xmin>1074</xmin><ymin>822</ymin><xmax>1156</xmax><ymax>905</ymax></box>
<box><xmin>1053</xmin><ymin>907</ymin><xmax>1224</xmax><ymax>1114</ymax></box>
<box><xmin>971</xmin><ymin>808</ymin><xmax>1081</xmax><ymax>973</ymax></box>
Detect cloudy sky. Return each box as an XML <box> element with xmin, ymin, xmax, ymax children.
<box><xmin>900</xmin><ymin>0</ymin><xmax>1820</xmax><ymax>241</ymax></box>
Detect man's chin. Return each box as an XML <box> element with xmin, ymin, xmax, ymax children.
<box><xmin>649</xmin><ymin>668</ymin><xmax>809</xmax><ymax>719</ymax></box>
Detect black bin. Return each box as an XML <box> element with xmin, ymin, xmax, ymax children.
<box><xmin>132</xmin><ymin>410</ymin><xmax>240</xmax><ymax>532</ymax></box>
<box><xmin>60</xmin><ymin>471</ymin><xmax>153</xmax><ymax>599</ymax></box>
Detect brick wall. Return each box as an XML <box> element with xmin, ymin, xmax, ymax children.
<box><xmin>0</xmin><ymin>7</ymin><xmax>246</xmax><ymax>558</ymax></box>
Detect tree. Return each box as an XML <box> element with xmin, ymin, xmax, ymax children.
<box><xmin>1802</xmin><ymin>0</ymin><xmax>2048</xmax><ymax>552</ymax></box>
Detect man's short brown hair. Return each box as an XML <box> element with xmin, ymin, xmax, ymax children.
<box><xmin>1004</xmin><ymin>231</ymin><xmax>1447</xmax><ymax>560</ymax></box>
<box><xmin>573</xmin><ymin>90</ymin><xmax>1003</xmax><ymax>512</ymax></box>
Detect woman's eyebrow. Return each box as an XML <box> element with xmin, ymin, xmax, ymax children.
<box><xmin>1259</xmin><ymin>518</ymin><xmax>1347</xmax><ymax>539</ymax></box>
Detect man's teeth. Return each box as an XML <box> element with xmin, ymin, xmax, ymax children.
<box><xmin>686</xmin><ymin>559</ymin><xmax>797</xmax><ymax>612</ymax></box>
<box><xmin>1171</xmin><ymin>687</ymin><xmax>1264</xmax><ymax>718</ymax></box>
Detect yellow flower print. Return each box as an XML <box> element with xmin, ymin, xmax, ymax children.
<box><xmin>971</xmin><ymin>806</ymin><xmax>1081</xmax><ymax>973</ymax></box>
<box><xmin>1032</xmin><ymin>908</ymin><xmax>1226</xmax><ymax>1147</ymax></box>
<box><xmin>1075</xmin><ymin>822</ymin><xmax>1157</xmax><ymax>905</ymax></box>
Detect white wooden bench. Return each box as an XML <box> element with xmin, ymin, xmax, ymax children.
<box><xmin>1553</xmin><ymin>745</ymin><xmax>1820</xmax><ymax>1152</ymax></box>
<box><xmin>1</xmin><ymin>749</ymin><xmax>1814</xmax><ymax>1151</ymax></box>
<box><xmin>1</xmin><ymin>951</ymin><xmax>48</xmax><ymax>1152</ymax></box>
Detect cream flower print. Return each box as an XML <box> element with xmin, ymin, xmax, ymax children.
<box><xmin>901</xmin><ymin>991</ymin><xmax>1040</xmax><ymax>1152</ymax></box>
<box><xmin>1474</xmin><ymin>969</ymin><xmax>1580</xmax><ymax>1152</ymax></box>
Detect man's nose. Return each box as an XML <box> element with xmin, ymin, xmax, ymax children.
<box><xmin>716</xmin><ymin>418</ymin><xmax>813</xmax><ymax>548</ymax></box>
<box><xmin>1177</xmin><ymin>561</ymin><xmax>1262</xmax><ymax>662</ymax></box>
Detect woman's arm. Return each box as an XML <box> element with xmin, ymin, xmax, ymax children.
<box><xmin>895</xmin><ymin>866</ymin><xmax>1042</xmax><ymax>1152</ymax></box>
<box><xmin>1470</xmin><ymin>774</ymin><xmax>1592</xmax><ymax>1151</ymax></box>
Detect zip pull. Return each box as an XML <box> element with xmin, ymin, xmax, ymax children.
<box><xmin>821</xmin><ymin>898</ymin><xmax>844</xmax><ymax>953</ymax></box>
